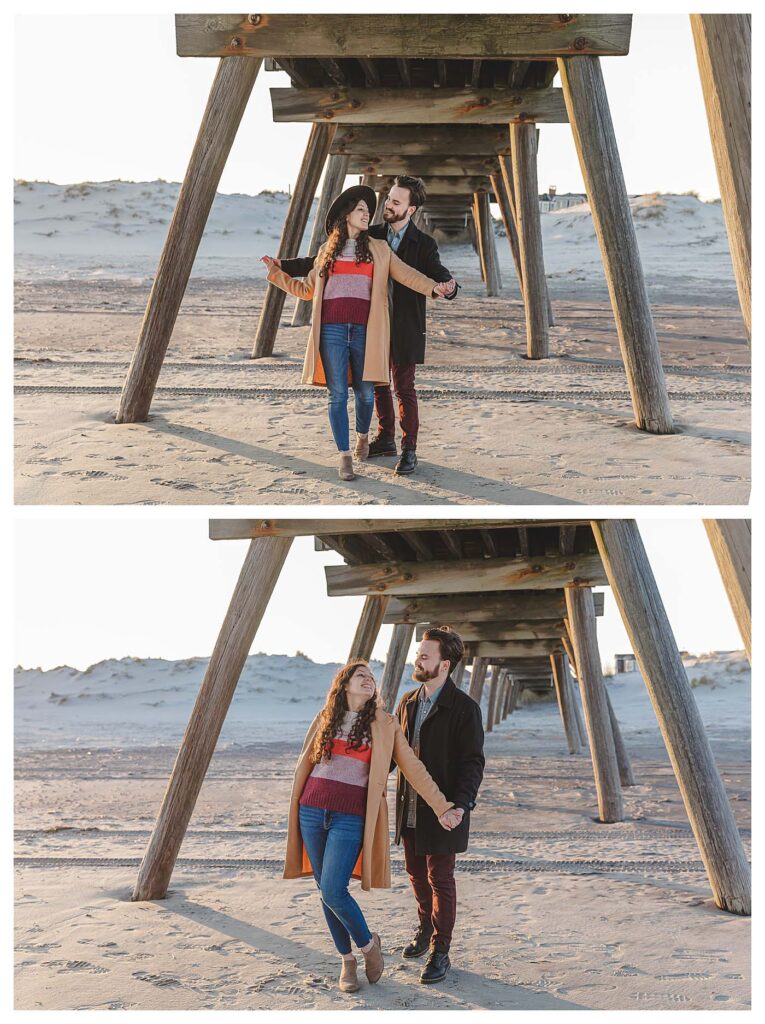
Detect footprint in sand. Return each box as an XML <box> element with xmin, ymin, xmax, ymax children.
<box><xmin>150</xmin><ymin>478</ymin><xmax>199</xmax><ymax>490</ymax></box>
<box><xmin>132</xmin><ymin>971</ymin><xmax>182</xmax><ymax>988</ymax></box>
<box><xmin>62</xmin><ymin>470</ymin><xmax>127</xmax><ymax>481</ymax></box>
<box><xmin>42</xmin><ymin>960</ymin><xmax>109</xmax><ymax>974</ymax></box>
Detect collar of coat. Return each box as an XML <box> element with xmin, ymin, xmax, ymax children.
<box><xmin>369</xmin><ymin>218</ymin><xmax>421</xmax><ymax>250</ymax></box>
<box><xmin>403</xmin><ymin>674</ymin><xmax>457</xmax><ymax>711</ymax></box>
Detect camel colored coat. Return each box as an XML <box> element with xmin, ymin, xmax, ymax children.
<box><xmin>266</xmin><ymin>237</ymin><xmax>440</xmax><ymax>387</ymax></box>
<box><xmin>284</xmin><ymin>707</ymin><xmax>454</xmax><ymax>891</ymax></box>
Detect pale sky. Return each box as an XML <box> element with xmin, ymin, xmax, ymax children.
<box><xmin>14</xmin><ymin>12</ymin><xmax>721</xmax><ymax>200</ymax></box>
<box><xmin>14</xmin><ymin>519</ymin><xmax>742</xmax><ymax>673</ymax></box>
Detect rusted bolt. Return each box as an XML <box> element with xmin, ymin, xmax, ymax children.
<box><xmin>322</xmin><ymin>109</ymin><xmax>335</xmax><ymax>119</ymax></box>
<box><xmin>559</xmin><ymin>14</ymin><xmax>574</xmax><ymax>23</ymax></box>
<box><xmin>573</xmin><ymin>36</ymin><xmax>588</xmax><ymax>50</ymax></box>
<box><xmin>331</xmin><ymin>91</ymin><xmax>341</xmax><ymax>100</ymax></box>
<box><xmin>230</xmin><ymin>36</ymin><xmax>242</xmax><ymax>48</ymax></box>
<box><xmin>478</xmin><ymin>96</ymin><xmax>490</xmax><ymax>107</ymax></box>
<box><xmin>350</xmin><ymin>98</ymin><xmax>361</xmax><ymax>109</ymax></box>
<box><xmin>248</xmin><ymin>14</ymin><xmax>261</xmax><ymax>25</ymax></box>
<box><xmin>512</xmin><ymin>94</ymin><xmax>523</xmax><ymax>104</ymax></box>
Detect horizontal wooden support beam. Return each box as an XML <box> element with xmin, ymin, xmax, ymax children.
<box><xmin>177</xmin><ymin>15</ymin><xmax>632</xmax><ymax>59</ymax></box>
<box><xmin>347</xmin><ymin>157</ymin><xmax>501</xmax><ymax>176</ymax></box>
<box><xmin>367</xmin><ymin>176</ymin><xmax>491</xmax><ymax>195</ymax></box>
<box><xmin>386</xmin><ymin>590</ymin><xmax>604</xmax><ymax>623</ymax></box>
<box><xmin>332</xmin><ymin>125</ymin><xmax>513</xmax><ymax>156</ymax></box>
<box><xmin>210</xmin><ymin>518</ymin><xmax>585</xmax><ymax>540</ymax></box>
<box><xmin>271</xmin><ymin>86</ymin><xmax>568</xmax><ymax>124</ymax></box>
<box><xmin>416</xmin><ymin>619</ymin><xmax>566</xmax><ymax>642</ymax></box>
<box><xmin>326</xmin><ymin>553</ymin><xmax>607</xmax><ymax>597</ymax></box>
<box><xmin>469</xmin><ymin>639</ymin><xmax>564</xmax><ymax>657</ymax></box>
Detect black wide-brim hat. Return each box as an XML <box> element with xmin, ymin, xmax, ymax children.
<box><xmin>325</xmin><ymin>184</ymin><xmax>378</xmax><ymax>235</ymax></box>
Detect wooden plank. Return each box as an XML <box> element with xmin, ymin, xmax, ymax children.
<box><xmin>291</xmin><ymin>152</ymin><xmax>349</xmax><ymax>326</ymax></box>
<box><xmin>604</xmin><ymin>686</ymin><xmax>637</xmax><ymax>786</ymax></box>
<box><xmin>177</xmin><ymin>15</ymin><xmax>633</xmax><ymax>59</ymax></box>
<box><xmin>116</xmin><ymin>57</ymin><xmax>261</xmax><ymax>423</ymax></box>
<box><xmin>474</xmin><ymin>190</ymin><xmax>502</xmax><ymax>296</ymax></box>
<box><xmin>703</xmin><ymin>519</ymin><xmax>751</xmax><ymax>660</ymax></box>
<box><xmin>467</xmin><ymin>656</ymin><xmax>488</xmax><ymax>704</ymax></box>
<box><xmin>565</xmin><ymin>585</ymin><xmax>623</xmax><ymax>822</ymax></box>
<box><xmin>252</xmin><ymin>122</ymin><xmax>336</xmax><ymax>358</ymax></box>
<box><xmin>415</xmin><ymin>620</ymin><xmax>566</xmax><ymax>642</ymax></box>
<box><xmin>468</xmin><ymin>640</ymin><xmax>564</xmax><ymax>658</ymax></box>
<box><xmin>486</xmin><ymin>666</ymin><xmax>500</xmax><ymax>731</ymax></box>
<box><xmin>511</xmin><ymin>122</ymin><xmax>549</xmax><ymax>358</ymax></box>
<box><xmin>379</xmin><ymin>623</ymin><xmax>415</xmax><ymax>712</ymax></box>
<box><xmin>132</xmin><ymin>535</ymin><xmax>292</xmax><ymax>900</ymax></box>
<box><xmin>592</xmin><ymin>518</ymin><xmax>750</xmax><ymax>914</ymax></box>
<box><xmin>209</xmin><ymin>518</ymin><xmax>586</xmax><ymax>540</ymax></box>
<box><xmin>331</xmin><ymin>125</ymin><xmax>513</xmax><ymax>156</ymax></box>
<box><xmin>551</xmin><ymin>652</ymin><xmax>580</xmax><ymax>754</ymax></box>
<box><xmin>558</xmin><ymin>56</ymin><xmax>673</xmax><ymax>433</ymax></box>
<box><xmin>270</xmin><ymin>86</ymin><xmax>569</xmax><ymax>124</ymax></box>
<box><xmin>326</xmin><ymin>552</ymin><xmax>607</xmax><ymax>597</ymax></box>
<box><xmin>365</xmin><ymin>175</ymin><xmax>490</xmax><ymax>195</ymax></box>
<box><xmin>347</xmin><ymin>157</ymin><xmax>500</xmax><ymax>176</ymax></box>
<box><xmin>690</xmin><ymin>15</ymin><xmax>751</xmax><ymax>339</ymax></box>
<box><xmin>491</xmin><ymin>168</ymin><xmax>525</xmax><ymax>297</ymax></box>
<box><xmin>348</xmin><ymin>595</ymin><xmax>390</xmax><ymax>661</ymax></box>
<box><xmin>385</xmin><ymin>590</ymin><xmax>603</xmax><ymax>623</ymax></box>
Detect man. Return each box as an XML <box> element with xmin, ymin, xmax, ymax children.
<box><xmin>393</xmin><ymin>626</ymin><xmax>485</xmax><ymax>984</ymax></box>
<box><xmin>278</xmin><ymin>175</ymin><xmax>457</xmax><ymax>476</ymax></box>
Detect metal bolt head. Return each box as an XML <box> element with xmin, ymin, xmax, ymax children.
<box><xmin>230</xmin><ymin>36</ymin><xmax>242</xmax><ymax>48</ymax></box>
<box><xmin>248</xmin><ymin>14</ymin><xmax>261</xmax><ymax>25</ymax></box>
<box><xmin>559</xmin><ymin>14</ymin><xmax>574</xmax><ymax>23</ymax></box>
<box><xmin>573</xmin><ymin>36</ymin><xmax>588</xmax><ymax>50</ymax></box>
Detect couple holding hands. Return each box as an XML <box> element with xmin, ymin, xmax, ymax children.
<box><xmin>283</xmin><ymin>626</ymin><xmax>484</xmax><ymax>992</ymax></box>
<box><xmin>261</xmin><ymin>175</ymin><xmax>457</xmax><ymax>481</ymax></box>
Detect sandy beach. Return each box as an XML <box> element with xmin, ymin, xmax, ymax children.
<box><xmin>14</xmin><ymin>651</ymin><xmax>751</xmax><ymax>1010</ymax></box>
<box><xmin>14</xmin><ymin>183</ymin><xmax>750</xmax><ymax>505</ymax></box>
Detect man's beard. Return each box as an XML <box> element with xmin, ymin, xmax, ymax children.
<box><xmin>382</xmin><ymin>208</ymin><xmax>397</xmax><ymax>222</ymax></box>
<box><xmin>413</xmin><ymin>664</ymin><xmax>440</xmax><ymax>682</ymax></box>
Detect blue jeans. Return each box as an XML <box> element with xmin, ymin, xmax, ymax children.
<box><xmin>319</xmin><ymin>322</ymin><xmax>375</xmax><ymax>452</ymax></box>
<box><xmin>298</xmin><ymin>804</ymin><xmax>373</xmax><ymax>955</ymax></box>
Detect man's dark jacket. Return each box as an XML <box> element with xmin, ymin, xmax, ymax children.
<box><xmin>279</xmin><ymin>220</ymin><xmax>454</xmax><ymax>366</ymax></box>
<box><xmin>392</xmin><ymin>676</ymin><xmax>485</xmax><ymax>856</ymax></box>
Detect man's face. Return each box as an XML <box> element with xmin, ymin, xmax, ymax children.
<box><xmin>383</xmin><ymin>185</ymin><xmax>416</xmax><ymax>225</ymax></box>
<box><xmin>413</xmin><ymin>639</ymin><xmax>447</xmax><ymax>682</ymax></box>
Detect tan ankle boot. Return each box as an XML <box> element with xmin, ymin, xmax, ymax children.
<box><xmin>354</xmin><ymin>432</ymin><xmax>370</xmax><ymax>461</ymax></box>
<box><xmin>339</xmin><ymin>955</ymin><xmax>360</xmax><ymax>992</ymax></box>
<box><xmin>363</xmin><ymin>932</ymin><xmax>384</xmax><ymax>983</ymax></box>
<box><xmin>338</xmin><ymin>453</ymin><xmax>355</xmax><ymax>481</ymax></box>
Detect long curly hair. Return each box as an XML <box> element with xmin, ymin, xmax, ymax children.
<box><xmin>319</xmin><ymin>197</ymin><xmax>374</xmax><ymax>278</ymax></box>
<box><xmin>311</xmin><ymin>659</ymin><xmax>378</xmax><ymax>764</ymax></box>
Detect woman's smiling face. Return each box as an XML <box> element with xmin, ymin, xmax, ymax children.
<box><xmin>345</xmin><ymin>664</ymin><xmax>377</xmax><ymax>701</ymax></box>
<box><xmin>346</xmin><ymin>200</ymin><xmax>370</xmax><ymax>234</ymax></box>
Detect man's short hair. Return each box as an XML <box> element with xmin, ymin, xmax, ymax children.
<box><xmin>422</xmin><ymin>625</ymin><xmax>464</xmax><ymax>674</ymax></box>
<box><xmin>393</xmin><ymin>175</ymin><xmax>427</xmax><ymax>210</ymax></box>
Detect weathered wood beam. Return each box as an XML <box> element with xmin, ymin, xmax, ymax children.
<box><xmin>551</xmin><ymin>652</ymin><xmax>580</xmax><ymax>754</ymax></box>
<box><xmin>349</xmin><ymin>595</ymin><xmax>390</xmax><ymax>661</ymax></box>
<box><xmin>291</xmin><ymin>152</ymin><xmax>349</xmax><ymax>326</ymax></box>
<box><xmin>703</xmin><ymin>519</ymin><xmax>751</xmax><ymax>661</ymax></box>
<box><xmin>491</xmin><ymin>168</ymin><xmax>524</xmax><ymax>298</ymax></box>
<box><xmin>357</xmin><ymin>57</ymin><xmax>381</xmax><ymax>86</ymax></box>
<box><xmin>252</xmin><ymin>121</ymin><xmax>336</xmax><ymax>358</ymax></box>
<box><xmin>690</xmin><ymin>15</ymin><xmax>750</xmax><ymax>339</ymax></box>
<box><xmin>326</xmin><ymin>552</ymin><xmax>607</xmax><ymax>598</ymax></box>
<box><xmin>116</xmin><ymin>57</ymin><xmax>261</xmax><ymax>423</ymax></box>
<box><xmin>210</xmin><ymin>518</ymin><xmax>587</xmax><ymax>540</ymax></box>
<box><xmin>558</xmin><ymin>56</ymin><xmax>673</xmax><ymax>433</ymax></box>
<box><xmin>385</xmin><ymin>590</ymin><xmax>604</xmax><ymax>624</ymax></box>
<box><xmin>565</xmin><ymin>585</ymin><xmax>623</xmax><ymax>822</ymax></box>
<box><xmin>331</xmin><ymin>125</ymin><xmax>513</xmax><ymax>156</ymax></box>
<box><xmin>474</xmin><ymin>190</ymin><xmax>502</xmax><ymax>296</ymax></box>
<box><xmin>452</xmin><ymin>658</ymin><xmax>466</xmax><ymax>690</ymax></box>
<box><xmin>270</xmin><ymin>86</ymin><xmax>569</xmax><ymax>124</ymax></box>
<box><xmin>465</xmin><ymin>639</ymin><xmax>564</xmax><ymax>658</ymax></box>
<box><xmin>397</xmin><ymin>58</ymin><xmax>411</xmax><ymax>87</ymax></box>
<box><xmin>510</xmin><ymin>122</ymin><xmax>549</xmax><ymax>358</ymax></box>
<box><xmin>368</xmin><ymin>175</ymin><xmax>491</xmax><ymax>195</ymax></box>
<box><xmin>467</xmin><ymin>656</ymin><xmax>488</xmax><ymax>704</ymax></box>
<box><xmin>347</xmin><ymin>157</ymin><xmax>500</xmax><ymax>176</ymax></box>
<box><xmin>592</xmin><ymin>519</ymin><xmax>750</xmax><ymax>914</ymax></box>
<box><xmin>486</xmin><ymin>665</ymin><xmax>501</xmax><ymax>731</ymax></box>
<box><xmin>132</xmin><ymin>535</ymin><xmax>292</xmax><ymax>900</ymax></box>
<box><xmin>416</xmin><ymin>620</ymin><xmax>566</xmax><ymax>642</ymax></box>
<box><xmin>604</xmin><ymin>686</ymin><xmax>637</xmax><ymax>786</ymax></box>
<box><xmin>379</xmin><ymin>622</ymin><xmax>415</xmax><ymax>712</ymax></box>
<box><xmin>177</xmin><ymin>15</ymin><xmax>633</xmax><ymax>59</ymax></box>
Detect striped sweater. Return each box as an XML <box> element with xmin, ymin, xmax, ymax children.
<box><xmin>321</xmin><ymin>240</ymin><xmax>374</xmax><ymax>326</ymax></box>
<box><xmin>299</xmin><ymin>711</ymin><xmax>372</xmax><ymax>817</ymax></box>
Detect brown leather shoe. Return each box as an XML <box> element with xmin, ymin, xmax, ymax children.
<box><xmin>354</xmin><ymin>432</ymin><xmax>370</xmax><ymax>461</ymax></box>
<box><xmin>338</xmin><ymin>453</ymin><xmax>355</xmax><ymax>481</ymax></box>
<box><xmin>363</xmin><ymin>932</ymin><xmax>384</xmax><ymax>983</ymax></box>
<box><xmin>339</xmin><ymin>955</ymin><xmax>360</xmax><ymax>992</ymax></box>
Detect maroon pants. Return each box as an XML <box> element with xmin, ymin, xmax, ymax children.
<box><xmin>374</xmin><ymin>363</ymin><xmax>419</xmax><ymax>450</ymax></box>
<box><xmin>401</xmin><ymin>827</ymin><xmax>457</xmax><ymax>952</ymax></box>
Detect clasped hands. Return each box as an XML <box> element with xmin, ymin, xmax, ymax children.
<box><xmin>438</xmin><ymin>806</ymin><xmax>464</xmax><ymax>831</ymax></box>
<box><xmin>432</xmin><ymin>278</ymin><xmax>457</xmax><ymax>298</ymax></box>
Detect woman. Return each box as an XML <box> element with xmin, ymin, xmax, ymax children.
<box><xmin>261</xmin><ymin>185</ymin><xmax>449</xmax><ymax>481</ymax></box>
<box><xmin>284</xmin><ymin>659</ymin><xmax>459</xmax><ymax>993</ymax></box>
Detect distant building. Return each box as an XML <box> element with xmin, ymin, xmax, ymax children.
<box><xmin>614</xmin><ymin>654</ymin><xmax>638</xmax><ymax>674</ymax></box>
<box><xmin>539</xmin><ymin>187</ymin><xmax>586</xmax><ymax>213</ymax></box>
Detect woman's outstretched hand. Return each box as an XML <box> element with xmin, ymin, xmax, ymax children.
<box><xmin>438</xmin><ymin>807</ymin><xmax>464</xmax><ymax>831</ymax></box>
<box><xmin>260</xmin><ymin>255</ymin><xmax>281</xmax><ymax>271</ymax></box>
<box><xmin>432</xmin><ymin>279</ymin><xmax>456</xmax><ymax>298</ymax></box>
